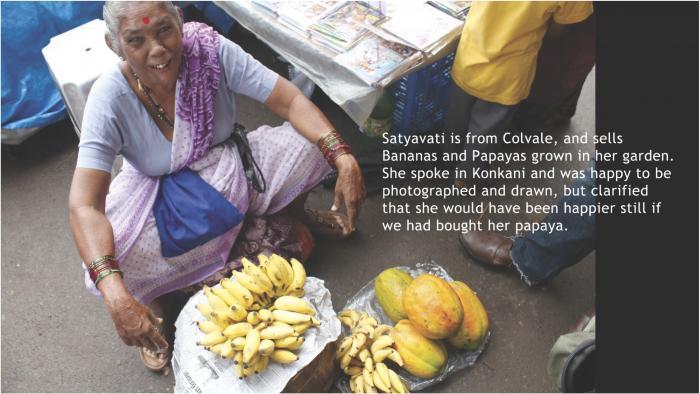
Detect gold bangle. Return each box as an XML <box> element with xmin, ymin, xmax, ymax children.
<box><xmin>89</xmin><ymin>255</ymin><xmax>116</xmax><ymax>270</ymax></box>
<box><xmin>94</xmin><ymin>268</ymin><xmax>123</xmax><ymax>287</ymax></box>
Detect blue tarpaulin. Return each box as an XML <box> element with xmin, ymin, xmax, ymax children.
<box><xmin>1</xmin><ymin>1</ymin><xmax>234</xmax><ymax>134</ymax></box>
<box><xmin>1</xmin><ymin>1</ymin><xmax>104</xmax><ymax>130</ymax></box>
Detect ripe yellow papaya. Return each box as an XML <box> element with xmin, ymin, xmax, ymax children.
<box><xmin>403</xmin><ymin>274</ymin><xmax>463</xmax><ymax>339</ymax></box>
<box><xmin>447</xmin><ymin>281</ymin><xmax>489</xmax><ymax>350</ymax></box>
<box><xmin>390</xmin><ymin>320</ymin><xmax>447</xmax><ymax>379</ymax></box>
<box><xmin>374</xmin><ymin>268</ymin><xmax>414</xmax><ymax>323</ymax></box>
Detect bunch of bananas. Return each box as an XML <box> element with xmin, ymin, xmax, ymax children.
<box><xmin>337</xmin><ymin>310</ymin><xmax>409</xmax><ymax>393</ymax></box>
<box><xmin>194</xmin><ymin>254</ymin><xmax>319</xmax><ymax>378</ymax></box>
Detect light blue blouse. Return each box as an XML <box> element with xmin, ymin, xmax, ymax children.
<box><xmin>77</xmin><ymin>35</ymin><xmax>279</xmax><ymax>176</ymax></box>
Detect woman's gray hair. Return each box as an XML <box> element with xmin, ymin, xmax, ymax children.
<box><xmin>103</xmin><ymin>1</ymin><xmax>181</xmax><ymax>55</ymax></box>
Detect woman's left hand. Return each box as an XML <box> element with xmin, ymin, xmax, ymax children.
<box><xmin>332</xmin><ymin>154</ymin><xmax>366</xmax><ymax>231</ymax></box>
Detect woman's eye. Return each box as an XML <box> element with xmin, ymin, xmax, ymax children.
<box><xmin>127</xmin><ymin>37</ymin><xmax>142</xmax><ymax>44</ymax></box>
<box><xmin>159</xmin><ymin>26</ymin><xmax>171</xmax><ymax>34</ymax></box>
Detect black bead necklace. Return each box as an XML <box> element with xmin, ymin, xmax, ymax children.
<box><xmin>132</xmin><ymin>71</ymin><xmax>174</xmax><ymax>128</ymax></box>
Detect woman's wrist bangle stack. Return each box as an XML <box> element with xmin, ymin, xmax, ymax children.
<box><xmin>317</xmin><ymin>129</ymin><xmax>352</xmax><ymax>167</ymax></box>
<box><xmin>88</xmin><ymin>255</ymin><xmax>123</xmax><ymax>286</ymax></box>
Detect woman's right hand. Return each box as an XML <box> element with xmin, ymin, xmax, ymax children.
<box><xmin>105</xmin><ymin>290</ymin><xmax>168</xmax><ymax>352</ymax></box>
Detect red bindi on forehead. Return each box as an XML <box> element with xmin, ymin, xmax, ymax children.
<box><xmin>142</xmin><ymin>16</ymin><xmax>150</xmax><ymax>24</ymax></box>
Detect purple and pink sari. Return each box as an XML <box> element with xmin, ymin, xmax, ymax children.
<box><xmin>84</xmin><ymin>23</ymin><xmax>331</xmax><ymax>304</ymax></box>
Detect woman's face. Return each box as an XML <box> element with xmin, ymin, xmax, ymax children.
<box><xmin>117</xmin><ymin>2</ymin><xmax>183</xmax><ymax>90</ymax></box>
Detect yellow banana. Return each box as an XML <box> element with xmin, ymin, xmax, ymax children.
<box><xmin>258</xmin><ymin>308</ymin><xmax>273</xmax><ymax>322</ymax></box>
<box><xmin>375</xmin><ymin>363</ymin><xmax>391</xmax><ymax>390</ymax></box>
<box><xmin>358</xmin><ymin>316</ymin><xmax>379</xmax><ymax>328</ymax></box>
<box><xmin>340</xmin><ymin>352</ymin><xmax>354</xmax><ymax>369</ymax></box>
<box><xmin>273</xmin><ymin>296</ymin><xmax>316</xmax><ymax>316</ymax></box>
<box><xmin>233</xmin><ymin>351</ymin><xmax>243</xmax><ymax>365</ymax></box>
<box><xmin>348</xmin><ymin>333</ymin><xmax>367</xmax><ymax>357</ymax></box>
<box><xmin>358</xmin><ymin>348</ymin><xmax>371</xmax><ymax>362</ymax></box>
<box><xmin>388</xmin><ymin>369</ymin><xmax>407</xmax><ymax>394</ymax></box>
<box><xmin>292</xmin><ymin>321</ymin><xmax>312</xmax><ymax>334</ymax></box>
<box><xmin>275</xmin><ymin>336</ymin><xmax>304</xmax><ymax>350</ymax></box>
<box><xmin>232</xmin><ymin>336</ymin><xmax>246</xmax><ymax>351</ymax></box>
<box><xmin>211</xmin><ymin>286</ymin><xmax>237</xmax><ymax>307</ymax></box>
<box><xmin>203</xmin><ymin>286</ymin><xmax>229</xmax><ymax>312</ymax></box>
<box><xmin>254</xmin><ymin>321</ymin><xmax>268</xmax><ymax>331</ymax></box>
<box><xmin>196</xmin><ymin>303</ymin><xmax>214</xmax><ymax>318</ymax></box>
<box><xmin>243</xmin><ymin>328</ymin><xmax>261</xmax><ymax>365</ymax></box>
<box><xmin>339</xmin><ymin>310</ymin><xmax>360</xmax><ymax>328</ymax></box>
<box><xmin>344</xmin><ymin>366</ymin><xmax>364</xmax><ymax>376</ymax></box>
<box><xmin>232</xmin><ymin>271</ymin><xmax>270</xmax><ymax>296</ymax></box>
<box><xmin>208</xmin><ymin>342</ymin><xmax>226</xmax><ymax>356</ymax></box>
<box><xmin>386</xmin><ymin>349</ymin><xmax>404</xmax><ymax>367</ymax></box>
<box><xmin>373</xmin><ymin>325</ymin><xmax>392</xmax><ymax>339</ymax></box>
<box><xmin>259</xmin><ymin>254</ymin><xmax>285</xmax><ymax>292</ymax></box>
<box><xmin>372</xmin><ymin>349</ymin><xmax>392</xmax><ymax>363</ymax></box>
<box><xmin>234</xmin><ymin>361</ymin><xmax>245</xmax><ymax>379</ymax></box>
<box><xmin>241</xmin><ymin>258</ymin><xmax>274</xmax><ymax>293</ymax></box>
<box><xmin>364</xmin><ymin>357</ymin><xmax>374</xmax><ymax>372</ymax></box>
<box><xmin>270</xmin><ymin>349</ymin><xmax>298</xmax><ymax>364</ymax></box>
<box><xmin>353</xmin><ymin>375</ymin><xmax>365</xmax><ymax>393</ymax></box>
<box><xmin>223</xmin><ymin>322</ymin><xmax>253</xmax><ymax>339</ymax></box>
<box><xmin>340</xmin><ymin>316</ymin><xmax>355</xmax><ymax>328</ymax></box>
<box><xmin>272</xmin><ymin>309</ymin><xmax>313</xmax><ymax>325</ymax></box>
<box><xmin>372</xmin><ymin>370</ymin><xmax>391</xmax><ymax>393</ymax></box>
<box><xmin>349</xmin><ymin>375</ymin><xmax>358</xmax><ymax>393</ymax></box>
<box><xmin>220</xmin><ymin>339</ymin><xmax>235</xmax><ymax>359</ymax></box>
<box><xmin>288</xmin><ymin>258</ymin><xmax>307</xmax><ymax>295</ymax></box>
<box><xmin>209</xmin><ymin>311</ymin><xmax>231</xmax><ymax>328</ymax></box>
<box><xmin>269</xmin><ymin>254</ymin><xmax>294</xmax><ymax>289</ymax></box>
<box><xmin>363</xmin><ymin>368</ymin><xmax>375</xmax><ymax>389</ymax></box>
<box><xmin>356</xmin><ymin>324</ymin><xmax>374</xmax><ymax>337</ymax></box>
<box><xmin>197</xmin><ymin>331</ymin><xmax>226</xmax><ymax>347</ymax></box>
<box><xmin>196</xmin><ymin>320</ymin><xmax>220</xmax><ymax>334</ymax></box>
<box><xmin>254</xmin><ymin>355</ymin><xmax>269</xmax><ymax>374</ymax></box>
<box><xmin>223</xmin><ymin>303</ymin><xmax>245</xmax><ymax>322</ymax></box>
<box><xmin>370</xmin><ymin>335</ymin><xmax>393</xmax><ymax>355</ymax></box>
<box><xmin>220</xmin><ymin>278</ymin><xmax>254</xmax><ymax>308</ymax></box>
<box><xmin>242</xmin><ymin>357</ymin><xmax>256</xmax><ymax>377</ymax></box>
<box><xmin>336</xmin><ymin>336</ymin><xmax>354</xmax><ymax>359</ymax></box>
<box><xmin>246</xmin><ymin>311</ymin><xmax>261</xmax><ymax>325</ymax></box>
<box><xmin>260</xmin><ymin>325</ymin><xmax>295</xmax><ymax>340</ymax></box>
<box><xmin>259</xmin><ymin>339</ymin><xmax>275</xmax><ymax>356</ymax></box>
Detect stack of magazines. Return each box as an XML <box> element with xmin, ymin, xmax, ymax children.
<box><xmin>276</xmin><ymin>1</ymin><xmax>341</xmax><ymax>37</ymax></box>
<box><xmin>367</xmin><ymin>2</ymin><xmax>463</xmax><ymax>53</ymax></box>
<box><xmin>427</xmin><ymin>0</ymin><xmax>471</xmax><ymax>20</ymax></box>
<box><xmin>334</xmin><ymin>35</ymin><xmax>418</xmax><ymax>85</ymax></box>
<box><xmin>308</xmin><ymin>2</ymin><xmax>385</xmax><ymax>53</ymax></box>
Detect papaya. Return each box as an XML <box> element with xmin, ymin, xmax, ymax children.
<box><xmin>374</xmin><ymin>268</ymin><xmax>414</xmax><ymax>322</ymax></box>
<box><xmin>447</xmin><ymin>281</ymin><xmax>489</xmax><ymax>350</ymax></box>
<box><xmin>402</xmin><ymin>274</ymin><xmax>463</xmax><ymax>339</ymax></box>
<box><xmin>390</xmin><ymin>320</ymin><xmax>447</xmax><ymax>379</ymax></box>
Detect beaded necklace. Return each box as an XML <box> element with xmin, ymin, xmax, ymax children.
<box><xmin>132</xmin><ymin>71</ymin><xmax>174</xmax><ymax>129</ymax></box>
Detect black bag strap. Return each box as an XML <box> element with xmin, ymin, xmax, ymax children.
<box><xmin>231</xmin><ymin>123</ymin><xmax>266</xmax><ymax>193</ymax></box>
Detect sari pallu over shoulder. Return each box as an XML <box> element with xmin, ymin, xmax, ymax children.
<box><xmin>83</xmin><ymin>23</ymin><xmax>251</xmax><ymax>303</ymax></box>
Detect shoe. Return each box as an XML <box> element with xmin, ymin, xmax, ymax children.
<box><xmin>304</xmin><ymin>209</ymin><xmax>354</xmax><ymax>239</ymax></box>
<box><xmin>459</xmin><ymin>231</ymin><xmax>513</xmax><ymax>268</ymax></box>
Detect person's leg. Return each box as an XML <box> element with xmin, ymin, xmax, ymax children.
<box><xmin>510</xmin><ymin>162</ymin><xmax>596</xmax><ymax>285</ymax></box>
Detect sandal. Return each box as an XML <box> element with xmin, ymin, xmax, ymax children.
<box><xmin>304</xmin><ymin>209</ymin><xmax>354</xmax><ymax>240</ymax></box>
<box><xmin>138</xmin><ymin>315</ymin><xmax>172</xmax><ymax>375</ymax></box>
<box><xmin>139</xmin><ymin>346</ymin><xmax>170</xmax><ymax>375</ymax></box>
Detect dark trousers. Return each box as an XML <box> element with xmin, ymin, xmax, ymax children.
<box><xmin>511</xmin><ymin>162</ymin><xmax>595</xmax><ymax>285</ymax></box>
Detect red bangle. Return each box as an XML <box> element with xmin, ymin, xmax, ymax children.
<box><xmin>317</xmin><ymin>130</ymin><xmax>352</xmax><ymax>167</ymax></box>
<box><xmin>88</xmin><ymin>258</ymin><xmax>120</xmax><ymax>283</ymax></box>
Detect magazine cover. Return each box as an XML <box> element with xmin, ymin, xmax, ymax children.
<box><xmin>1</xmin><ymin>1</ymin><xmax>697</xmax><ymax>393</ymax></box>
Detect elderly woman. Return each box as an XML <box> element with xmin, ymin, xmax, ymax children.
<box><xmin>68</xmin><ymin>1</ymin><xmax>365</xmax><ymax>372</ymax></box>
